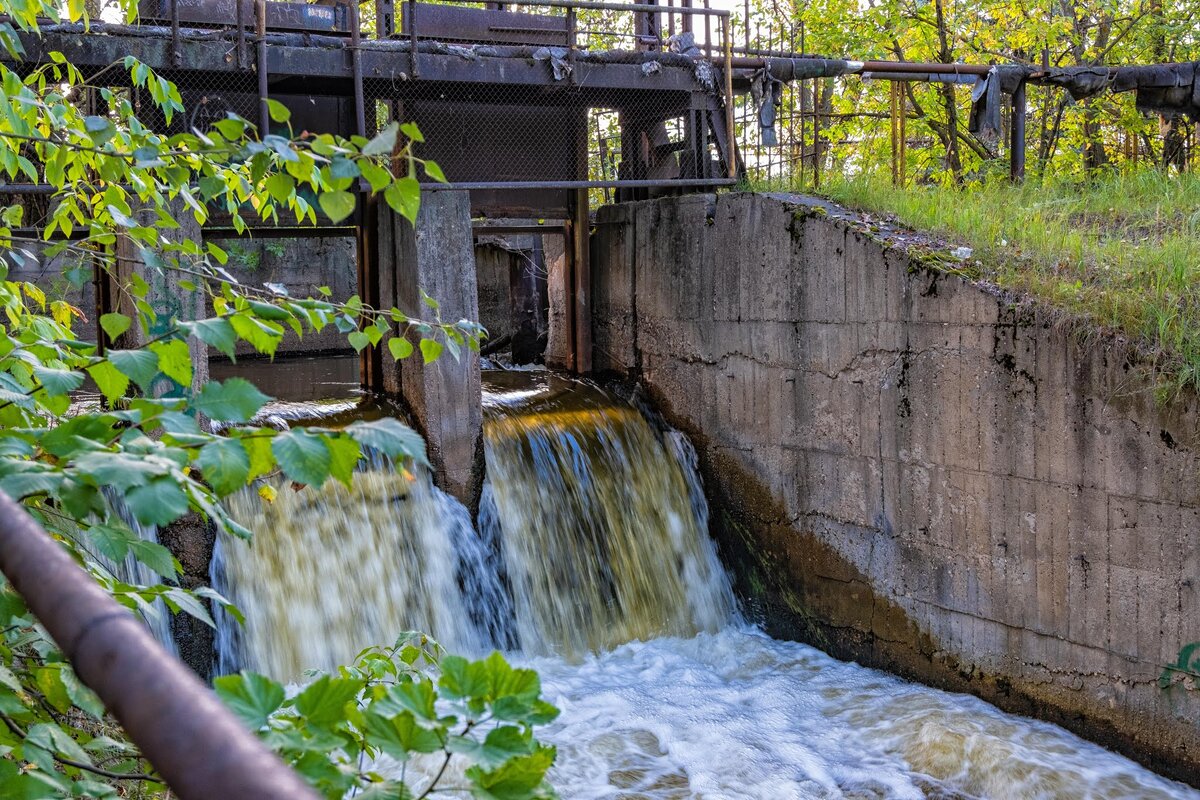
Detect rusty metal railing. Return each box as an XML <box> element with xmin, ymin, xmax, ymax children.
<box><xmin>0</xmin><ymin>490</ymin><xmax>319</xmax><ymax>800</ymax></box>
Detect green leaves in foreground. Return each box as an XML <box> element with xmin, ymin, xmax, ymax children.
<box><xmin>216</xmin><ymin>636</ymin><xmax>559</xmax><ymax>799</ymax></box>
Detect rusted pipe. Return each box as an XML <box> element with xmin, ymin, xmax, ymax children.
<box><xmin>0</xmin><ymin>491</ymin><xmax>320</xmax><ymax>800</ymax></box>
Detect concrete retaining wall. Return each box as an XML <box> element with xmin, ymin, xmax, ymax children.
<box><xmin>592</xmin><ymin>192</ymin><xmax>1200</xmax><ymax>783</ymax></box>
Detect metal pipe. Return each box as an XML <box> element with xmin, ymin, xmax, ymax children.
<box><xmin>0</xmin><ymin>491</ymin><xmax>320</xmax><ymax>800</ymax></box>
<box><xmin>428</xmin><ymin>0</ymin><xmax>728</xmax><ymax>16</ymax></box>
<box><xmin>425</xmin><ymin>178</ymin><xmax>736</xmax><ymax>189</ymax></box>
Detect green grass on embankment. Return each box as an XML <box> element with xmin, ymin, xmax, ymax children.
<box><xmin>762</xmin><ymin>171</ymin><xmax>1200</xmax><ymax>397</ymax></box>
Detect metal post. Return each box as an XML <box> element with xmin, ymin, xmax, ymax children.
<box><xmin>407</xmin><ymin>0</ymin><xmax>419</xmax><ymax>78</ymax></box>
<box><xmin>170</xmin><ymin>0</ymin><xmax>180</xmax><ymax>67</ymax></box>
<box><xmin>566</xmin><ymin>5</ymin><xmax>577</xmax><ymax>85</ymax></box>
<box><xmin>235</xmin><ymin>0</ymin><xmax>246</xmax><ymax>68</ymax></box>
<box><xmin>350</xmin><ymin>1</ymin><xmax>366</xmax><ymax>138</ymax></box>
<box><xmin>570</xmin><ymin>187</ymin><xmax>591</xmax><ymax>375</ymax></box>
<box><xmin>1010</xmin><ymin>80</ymin><xmax>1026</xmax><ymax>183</ymax></box>
<box><xmin>722</xmin><ymin>17</ymin><xmax>736</xmax><ymax>180</ymax></box>
<box><xmin>255</xmin><ymin>0</ymin><xmax>268</xmax><ymax>135</ymax></box>
<box><xmin>0</xmin><ymin>491</ymin><xmax>320</xmax><ymax>800</ymax></box>
<box><xmin>813</xmin><ymin>78</ymin><xmax>822</xmax><ymax>189</ymax></box>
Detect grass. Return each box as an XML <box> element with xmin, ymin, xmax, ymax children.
<box><xmin>763</xmin><ymin>171</ymin><xmax>1200</xmax><ymax>396</ymax></box>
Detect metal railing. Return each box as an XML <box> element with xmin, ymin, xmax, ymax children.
<box><xmin>0</xmin><ymin>490</ymin><xmax>319</xmax><ymax>800</ymax></box>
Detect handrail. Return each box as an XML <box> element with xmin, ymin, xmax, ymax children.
<box><xmin>0</xmin><ymin>490</ymin><xmax>320</xmax><ymax>800</ymax></box>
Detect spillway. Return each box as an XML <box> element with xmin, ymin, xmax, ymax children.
<box><xmin>209</xmin><ymin>365</ymin><xmax>1197</xmax><ymax>799</ymax></box>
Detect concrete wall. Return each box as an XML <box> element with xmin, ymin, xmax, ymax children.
<box><xmin>206</xmin><ymin>236</ymin><xmax>357</xmax><ymax>357</ymax></box>
<box><xmin>592</xmin><ymin>192</ymin><xmax>1200</xmax><ymax>783</ymax></box>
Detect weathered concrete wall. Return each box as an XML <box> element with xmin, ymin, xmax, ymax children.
<box><xmin>592</xmin><ymin>192</ymin><xmax>1200</xmax><ymax>783</ymax></box>
<box><xmin>205</xmin><ymin>236</ymin><xmax>357</xmax><ymax>357</ymax></box>
<box><xmin>375</xmin><ymin>191</ymin><xmax>482</xmax><ymax>506</ymax></box>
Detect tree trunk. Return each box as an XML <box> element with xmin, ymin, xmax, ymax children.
<box><xmin>933</xmin><ymin>0</ymin><xmax>964</xmax><ymax>182</ymax></box>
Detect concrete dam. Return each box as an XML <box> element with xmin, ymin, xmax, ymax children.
<box><xmin>120</xmin><ymin>190</ymin><xmax>1197</xmax><ymax>794</ymax></box>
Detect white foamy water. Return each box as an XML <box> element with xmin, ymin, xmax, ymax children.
<box><xmin>523</xmin><ymin>627</ymin><xmax>1198</xmax><ymax>800</ymax></box>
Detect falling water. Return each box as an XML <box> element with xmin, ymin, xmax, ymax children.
<box><xmin>209</xmin><ymin>363</ymin><xmax>1199</xmax><ymax>798</ymax></box>
<box><xmin>479</xmin><ymin>374</ymin><xmax>735</xmax><ymax>655</ymax></box>
<box><xmin>213</xmin><ymin>460</ymin><xmax>488</xmax><ymax>678</ymax></box>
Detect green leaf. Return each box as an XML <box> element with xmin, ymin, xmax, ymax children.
<box><xmin>86</xmin><ymin>360</ymin><xmax>129</xmax><ymax>403</ymax></box>
<box><xmin>448</xmin><ymin>725</ymin><xmax>534</xmax><ymax>768</ymax></box>
<box><xmin>33</xmin><ymin>365</ymin><xmax>83</xmax><ymax>396</ymax></box>
<box><xmin>35</xmin><ymin>666</ymin><xmax>72</xmax><ymax>714</ymax></box>
<box><xmin>373</xmin><ymin>679</ymin><xmax>437</xmax><ymax>721</ymax></box>
<box><xmin>362</xmin><ymin>122</ymin><xmax>398</xmax><ymax>156</ymax></box>
<box><xmin>151</xmin><ymin>339</ymin><xmax>193</xmax><ymax>387</ymax></box>
<box><xmin>464</xmin><ymin>746</ymin><xmax>556</xmax><ymax>800</ymax></box>
<box><xmin>184</xmin><ymin>317</ymin><xmax>238</xmax><ymax>360</ymax></box>
<box><xmin>295</xmin><ymin>675</ymin><xmax>363</xmax><ymax>726</ymax></box>
<box><xmin>215</xmin><ymin>672</ymin><xmax>285</xmax><ymax>730</ymax></box>
<box><xmin>359</xmin><ymin>160</ymin><xmax>391</xmax><ymax>192</ymax></box>
<box><xmin>384</xmin><ymin>177</ymin><xmax>421</xmax><ymax>224</ymax></box>
<box><xmin>26</xmin><ymin>722</ymin><xmax>94</xmax><ymax>767</ymax></box>
<box><xmin>271</xmin><ymin>429</ymin><xmax>331</xmax><ymax>486</ymax></box>
<box><xmin>124</xmin><ymin>477</ymin><xmax>190</xmax><ymax>528</ymax></box>
<box><xmin>99</xmin><ymin>312</ymin><xmax>132</xmax><ymax>341</ymax></box>
<box><xmin>322</xmin><ymin>434</ymin><xmax>361</xmax><ymax>487</ymax></box>
<box><xmin>265</xmin><ymin>98</ymin><xmax>291</xmax><ymax>123</ymax></box>
<box><xmin>165</xmin><ymin>587</ymin><xmax>216</xmax><ymax>629</ymax></box>
<box><xmin>229</xmin><ymin>313</ymin><xmax>284</xmax><ymax>357</ymax></box>
<box><xmin>264</xmin><ymin>172</ymin><xmax>295</xmax><ymax>204</ymax></box>
<box><xmin>107</xmin><ymin>349</ymin><xmax>160</xmax><ymax>392</ymax></box>
<box><xmin>344</xmin><ymin>418</ymin><xmax>427</xmax><ymax>465</ymax></box>
<box><xmin>364</xmin><ymin>709</ymin><xmax>444</xmax><ymax>761</ymax></box>
<box><xmin>423</xmin><ymin>160</ymin><xmax>447</xmax><ymax>183</ymax></box>
<box><xmin>438</xmin><ymin>655</ymin><xmax>490</xmax><ymax>700</ymax></box>
<box><xmin>129</xmin><ymin>538</ymin><xmax>182</xmax><ymax>578</ymax></box>
<box><xmin>388</xmin><ymin>336</ymin><xmax>413</xmax><ymax>360</ymax></box>
<box><xmin>347</xmin><ymin>330</ymin><xmax>370</xmax><ymax>352</ymax></box>
<box><xmin>194</xmin><ymin>377</ymin><xmax>272</xmax><ymax>422</ymax></box>
<box><xmin>318</xmin><ymin>190</ymin><xmax>357</xmax><ymax>224</ymax></box>
<box><xmin>420</xmin><ymin>338</ymin><xmax>443</xmax><ymax>364</ymax></box>
<box><xmin>88</xmin><ymin>524</ymin><xmax>133</xmax><ymax>562</ymax></box>
<box><xmin>198</xmin><ymin>437</ymin><xmax>251</xmax><ymax>496</ymax></box>
<box><xmin>400</xmin><ymin>122</ymin><xmax>425</xmax><ymax>143</ymax></box>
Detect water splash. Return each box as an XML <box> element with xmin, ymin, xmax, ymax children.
<box><xmin>529</xmin><ymin>628</ymin><xmax>1198</xmax><ymax>800</ymax></box>
<box><xmin>212</xmin><ymin>464</ymin><xmax>488</xmax><ymax>679</ymax></box>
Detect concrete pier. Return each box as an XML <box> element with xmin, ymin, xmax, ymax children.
<box><xmin>372</xmin><ymin>190</ymin><xmax>483</xmax><ymax>506</ymax></box>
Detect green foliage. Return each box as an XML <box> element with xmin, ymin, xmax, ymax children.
<box><xmin>810</xmin><ymin>171</ymin><xmax>1200</xmax><ymax>395</ymax></box>
<box><xmin>0</xmin><ymin>0</ymin><xmax>496</xmax><ymax>795</ymax></box>
<box><xmin>215</xmin><ymin>635</ymin><xmax>559</xmax><ymax>799</ymax></box>
<box><xmin>745</xmin><ymin>0</ymin><xmax>1200</xmax><ymax>184</ymax></box>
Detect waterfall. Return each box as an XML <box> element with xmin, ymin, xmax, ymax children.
<box><xmin>479</xmin><ymin>381</ymin><xmax>735</xmax><ymax>656</ymax></box>
<box><xmin>211</xmin><ymin>373</ymin><xmax>733</xmax><ymax>676</ymax></box>
<box><xmin>213</xmin><ymin>460</ymin><xmax>490</xmax><ymax>678</ymax></box>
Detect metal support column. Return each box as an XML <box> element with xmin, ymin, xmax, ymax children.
<box><xmin>1010</xmin><ymin>81</ymin><xmax>1027</xmax><ymax>183</ymax></box>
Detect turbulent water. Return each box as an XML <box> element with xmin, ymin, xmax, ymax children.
<box><xmin>209</xmin><ymin>364</ymin><xmax>1199</xmax><ymax>799</ymax></box>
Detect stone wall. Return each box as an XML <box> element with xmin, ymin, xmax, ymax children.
<box><xmin>592</xmin><ymin>192</ymin><xmax>1200</xmax><ymax>783</ymax></box>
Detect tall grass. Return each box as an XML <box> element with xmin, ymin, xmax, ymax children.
<box><xmin>782</xmin><ymin>171</ymin><xmax>1200</xmax><ymax>395</ymax></box>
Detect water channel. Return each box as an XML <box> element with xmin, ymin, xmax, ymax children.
<box><xmin>206</xmin><ymin>354</ymin><xmax>1198</xmax><ymax>799</ymax></box>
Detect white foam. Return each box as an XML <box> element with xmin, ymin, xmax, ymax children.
<box><xmin>515</xmin><ymin>627</ymin><xmax>1198</xmax><ymax>800</ymax></box>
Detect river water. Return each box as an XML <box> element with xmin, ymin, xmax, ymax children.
<box><xmin>209</xmin><ymin>355</ymin><xmax>1197</xmax><ymax>799</ymax></box>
